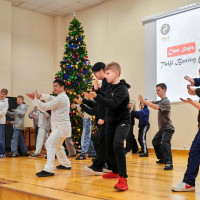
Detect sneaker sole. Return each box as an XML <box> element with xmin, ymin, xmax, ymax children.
<box><xmin>84</xmin><ymin>166</ymin><xmax>103</xmax><ymax>176</ymax></box>
<box><xmin>36</xmin><ymin>174</ymin><xmax>54</xmax><ymax>177</ymax></box>
<box><xmin>114</xmin><ymin>186</ymin><xmax>128</xmax><ymax>191</ymax></box>
<box><xmin>56</xmin><ymin>167</ymin><xmax>71</xmax><ymax>170</ymax></box>
<box><xmin>164</xmin><ymin>168</ymin><xmax>173</xmax><ymax>170</ymax></box>
<box><xmin>171</xmin><ymin>188</ymin><xmax>195</xmax><ymax>192</ymax></box>
<box><xmin>103</xmin><ymin>169</ymin><xmax>112</xmax><ymax>173</ymax></box>
<box><xmin>103</xmin><ymin>175</ymin><xmax>120</xmax><ymax>179</ymax></box>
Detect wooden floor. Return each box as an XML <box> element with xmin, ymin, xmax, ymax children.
<box><xmin>0</xmin><ymin>151</ymin><xmax>199</xmax><ymax>200</ymax></box>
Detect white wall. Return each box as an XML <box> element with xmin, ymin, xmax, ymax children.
<box><xmin>0</xmin><ymin>0</ymin><xmax>12</xmax><ymax>93</ymax></box>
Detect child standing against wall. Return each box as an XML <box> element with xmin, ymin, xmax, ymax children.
<box><xmin>0</xmin><ymin>88</ymin><xmax>9</xmax><ymax>158</ymax></box>
<box><xmin>7</xmin><ymin>95</ymin><xmax>29</xmax><ymax>157</ymax></box>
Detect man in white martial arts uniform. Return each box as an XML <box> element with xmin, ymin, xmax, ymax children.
<box><xmin>27</xmin><ymin>79</ymin><xmax>72</xmax><ymax>177</ymax></box>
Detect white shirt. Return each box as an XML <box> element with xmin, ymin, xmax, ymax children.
<box><xmin>32</xmin><ymin>92</ymin><xmax>71</xmax><ymax>137</ymax></box>
<box><xmin>0</xmin><ymin>98</ymin><xmax>8</xmax><ymax>124</ymax></box>
<box><xmin>37</xmin><ymin>110</ymin><xmax>51</xmax><ymax>131</ymax></box>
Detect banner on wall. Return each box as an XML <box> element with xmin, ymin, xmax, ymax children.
<box><xmin>156</xmin><ymin>8</ymin><xmax>200</xmax><ymax>102</ymax></box>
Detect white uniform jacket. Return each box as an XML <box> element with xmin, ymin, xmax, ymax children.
<box><xmin>32</xmin><ymin>92</ymin><xmax>71</xmax><ymax>137</ymax></box>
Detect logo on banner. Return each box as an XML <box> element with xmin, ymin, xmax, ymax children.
<box><xmin>167</xmin><ymin>42</ymin><xmax>196</xmax><ymax>57</ymax></box>
<box><xmin>161</xmin><ymin>24</ymin><xmax>170</xmax><ymax>35</ymax></box>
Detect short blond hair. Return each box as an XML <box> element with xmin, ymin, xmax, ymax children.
<box><xmin>17</xmin><ymin>95</ymin><xmax>24</xmax><ymax>101</ymax></box>
<box><xmin>1</xmin><ymin>88</ymin><xmax>8</xmax><ymax>95</ymax></box>
<box><xmin>105</xmin><ymin>62</ymin><xmax>121</xmax><ymax>76</ymax></box>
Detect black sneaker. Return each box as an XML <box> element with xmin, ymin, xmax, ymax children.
<box><xmin>76</xmin><ymin>154</ymin><xmax>86</xmax><ymax>160</ymax></box>
<box><xmin>56</xmin><ymin>165</ymin><xmax>71</xmax><ymax>170</ymax></box>
<box><xmin>36</xmin><ymin>170</ymin><xmax>54</xmax><ymax>177</ymax></box>
<box><xmin>8</xmin><ymin>153</ymin><xmax>18</xmax><ymax>158</ymax></box>
<box><xmin>164</xmin><ymin>163</ymin><xmax>173</xmax><ymax>170</ymax></box>
<box><xmin>139</xmin><ymin>153</ymin><xmax>149</xmax><ymax>157</ymax></box>
<box><xmin>137</xmin><ymin>150</ymin><xmax>144</xmax><ymax>154</ymax></box>
<box><xmin>21</xmin><ymin>152</ymin><xmax>29</xmax><ymax>156</ymax></box>
<box><xmin>84</xmin><ymin>166</ymin><xmax>103</xmax><ymax>175</ymax></box>
<box><xmin>156</xmin><ymin>159</ymin><xmax>164</xmax><ymax>164</ymax></box>
<box><xmin>30</xmin><ymin>153</ymin><xmax>39</xmax><ymax>158</ymax></box>
<box><xmin>88</xmin><ymin>155</ymin><xmax>96</xmax><ymax>158</ymax></box>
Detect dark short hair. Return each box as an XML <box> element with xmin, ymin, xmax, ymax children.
<box><xmin>92</xmin><ymin>62</ymin><xmax>105</xmax><ymax>72</ymax></box>
<box><xmin>156</xmin><ymin>83</ymin><xmax>167</xmax><ymax>90</ymax></box>
<box><xmin>53</xmin><ymin>79</ymin><xmax>65</xmax><ymax>88</ymax></box>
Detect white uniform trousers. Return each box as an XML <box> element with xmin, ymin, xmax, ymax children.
<box><xmin>44</xmin><ymin>127</ymin><xmax>71</xmax><ymax>173</ymax></box>
<box><xmin>35</xmin><ymin>127</ymin><xmax>48</xmax><ymax>155</ymax></box>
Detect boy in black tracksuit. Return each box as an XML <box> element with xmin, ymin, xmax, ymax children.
<box><xmin>89</xmin><ymin>62</ymin><xmax>131</xmax><ymax>191</ymax></box>
<box><xmin>74</xmin><ymin>95</ymin><xmax>108</xmax><ymax>174</ymax></box>
<box><xmin>74</xmin><ymin>62</ymin><xmax>110</xmax><ymax>174</ymax></box>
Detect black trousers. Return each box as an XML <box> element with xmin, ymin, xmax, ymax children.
<box><xmin>138</xmin><ymin>125</ymin><xmax>149</xmax><ymax>154</ymax></box>
<box><xmin>91</xmin><ymin>124</ymin><xmax>107</xmax><ymax>170</ymax></box>
<box><xmin>152</xmin><ymin>129</ymin><xmax>174</xmax><ymax>164</ymax></box>
<box><xmin>125</xmin><ymin>125</ymin><xmax>138</xmax><ymax>153</ymax></box>
<box><xmin>106</xmin><ymin>123</ymin><xmax>130</xmax><ymax>178</ymax></box>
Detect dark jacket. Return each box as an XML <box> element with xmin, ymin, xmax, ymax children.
<box><xmin>94</xmin><ymin>79</ymin><xmax>131</xmax><ymax>125</ymax></box>
<box><xmin>194</xmin><ymin>78</ymin><xmax>200</xmax><ymax>86</ymax></box>
<box><xmin>131</xmin><ymin>104</ymin><xmax>150</xmax><ymax>128</ymax></box>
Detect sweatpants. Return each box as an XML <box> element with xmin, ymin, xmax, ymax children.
<box><xmin>65</xmin><ymin>137</ymin><xmax>76</xmax><ymax>156</ymax></box>
<box><xmin>125</xmin><ymin>125</ymin><xmax>138</xmax><ymax>153</ymax></box>
<box><xmin>91</xmin><ymin>124</ymin><xmax>107</xmax><ymax>170</ymax></box>
<box><xmin>138</xmin><ymin>125</ymin><xmax>149</xmax><ymax>154</ymax></box>
<box><xmin>35</xmin><ymin>127</ymin><xmax>48</xmax><ymax>154</ymax></box>
<box><xmin>106</xmin><ymin>123</ymin><xmax>130</xmax><ymax>178</ymax></box>
<box><xmin>152</xmin><ymin>129</ymin><xmax>174</xmax><ymax>164</ymax></box>
<box><xmin>183</xmin><ymin>128</ymin><xmax>200</xmax><ymax>187</ymax></box>
<box><xmin>44</xmin><ymin>128</ymin><xmax>71</xmax><ymax>173</ymax></box>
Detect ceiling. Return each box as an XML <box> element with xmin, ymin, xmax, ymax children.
<box><xmin>6</xmin><ymin>0</ymin><xmax>107</xmax><ymax>16</ymax></box>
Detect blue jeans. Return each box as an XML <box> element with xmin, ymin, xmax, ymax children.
<box><xmin>81</xmin><ymin>118</ymin><xmax>96</xmax><ymax>156</ymax></box>
<box><xmin>0</xmin><ymin>124</ymin><xmax>5</xmax><ymax>154</ymax></box>
<box><xmin>11</xmin><ymin>129</ymin><xmax>28</xmax><ymax>154</ymax></box>
<box><xmin>183</xmin><ymin>128</ymin><xmax>200</xmax><ymax>187</ymax></box>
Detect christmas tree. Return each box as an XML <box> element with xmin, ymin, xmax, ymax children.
<box><xmin>55</xmin><ymin>17</ymin><xmax>93</xmax><ymax>148</ymax></box>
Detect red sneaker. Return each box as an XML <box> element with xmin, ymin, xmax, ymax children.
<box><xmin>114</xmin><ymin>177</ymin><xmax>128</xmax><ymax>191</ymax></box>
<box><xmin>102</xmin><ymin>171</ymin><xmax>119</xmax><ymax>179</ymax></box>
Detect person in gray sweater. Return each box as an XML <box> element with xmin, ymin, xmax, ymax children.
<box><xmin>7</xmin><ymin>95</ymin><xmax>29</xmax><ymax>157</ymax></box>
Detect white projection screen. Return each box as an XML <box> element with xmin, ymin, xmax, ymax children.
<box><xmin>143</xmin><ymin>5</ymin><xmax>200</xmax><ymax>102</ymax></box>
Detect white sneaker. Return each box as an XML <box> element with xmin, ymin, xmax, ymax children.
<box><xmin>103</xmin><ymin>168</ymin><xmax>112</xmax><ymax>173</ymax></box>
<box><xmin>84</xmin><ymin>166</ymin><xmax>103</xmax><ymax>176</ymax></box>
<box><xmin>171</xmin><ymin>182</ymin><xmax>195</xmax><ymax>192</ymax></box>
